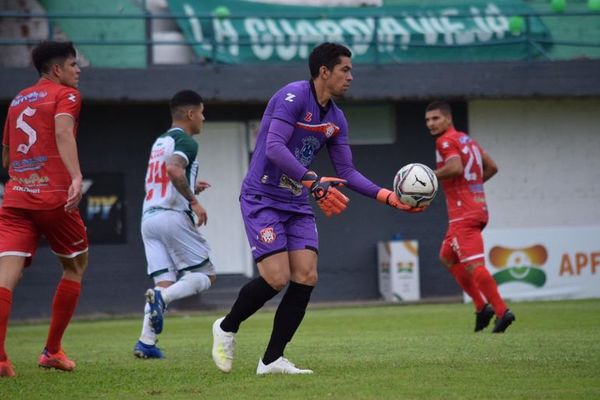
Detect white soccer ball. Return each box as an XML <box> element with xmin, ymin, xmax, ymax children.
<box><xmin>393</xmin><ymin>163</ymin><xmax>438</xmax><ymax>207</ymax></box>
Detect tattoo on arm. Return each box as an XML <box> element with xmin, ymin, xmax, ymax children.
<box><xmin>167</xmin><ymin>154</ymin><xmax>196</xmax><ymax>203</ymax></box>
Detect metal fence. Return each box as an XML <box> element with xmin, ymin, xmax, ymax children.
<box><xmin>1</xmin><ymin>10</ymin><xmax>599</xmax><ymax>65</ymax></box>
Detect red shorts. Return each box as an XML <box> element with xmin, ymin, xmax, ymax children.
<box><xmin>440</xmin><ymin>218</ymin><xmax>487</xmax><ymax>266</ymax></box>
<box><xmin>0</xmin><ymin>206</ymin><xmax>88</xmax><ymax>266</ymax></box>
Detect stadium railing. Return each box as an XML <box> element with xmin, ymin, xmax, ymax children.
<box><xmin>0</xmin><ymin>9</ymin><xmax>599</xmax><ymax>67</ymax></box>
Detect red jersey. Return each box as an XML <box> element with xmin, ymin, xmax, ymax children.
<box><xmin>435</xmin><ymin>127</ymin><xmax>488</xmax><ymax>223</ymax></box>
<box><xmin>2</xmin><ymin>78</ymin><xmax>81</xmax><ymax>210</ymax></box>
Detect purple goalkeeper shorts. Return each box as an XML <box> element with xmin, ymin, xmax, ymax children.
<box><xmin>240</xmin><ymin>194</ymin><xmax>318</xmax><ymax>262</ymax></box>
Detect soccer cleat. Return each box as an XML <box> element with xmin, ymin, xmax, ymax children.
<box><xmin>474</xmin><ymin>303</ymin><xmax>495</xmax><ymax>332</ymax></box>
<box><xmin>146</xmin><ymin>288</ymin><xmax>166</xmax><ymax>335</ymax></box>
<box><xmin>256</xmin><ymin>357</ymin><xmax>313</xmax><ymax>375</ymax></box>
<box><xmin>211</xmin><ymin>317</ymin><xmax>236</xmax><ymax>373</ymax></box>
<box><xmin>492</xmin><ymin>309</ymin><xmax>516</xmax><ymax>333</ymax></box>
<box><xmin>0</xmin><ymin>359</ymin><xmax>16</xmax><ymax>377</ymax></box>
<box><xmin>133</xmin><ymin>340</ymin><xmax>164</xmax><ymax>359</ymax></box>
<box><xmin>38</xmin><ymin>348</ymin><xmax>76</xmax><ymax>371</ymax></box>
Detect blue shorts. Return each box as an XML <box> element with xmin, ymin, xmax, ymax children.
<box><xmin>240</xmin><ymin>194</ymin><xmax>318</xmax><ymax>262</ymax></box>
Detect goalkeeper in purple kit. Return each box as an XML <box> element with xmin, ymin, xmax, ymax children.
<box><xmin>211</xmin><ymin>42</ymin><xmax>423</xmax><ymax>375</ymax></box>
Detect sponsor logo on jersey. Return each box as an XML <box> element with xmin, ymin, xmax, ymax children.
<box><xmin>295</xmin><ymin>122</ymin><xmax>340</xmax><ymax>138</ymax></box>
<box><xmin>68</xmin><ymin>93</ymin><xmax>77</xmax><ymax>103</ymax></box>
<box><xmin>150</xmin><ymin>147</ymin><xmax>166</xmax><ymax>159</ymax></box>
<box><xmin>10</xmin><ymin>91</ymin><xmax>48</xmax><ymax>107</ymax></box>
<box><xmin>279</xmin><ymin>174</ymin><xmax>303</xmax><ymax>196</ymax></box>
<box><xmin>442</xmin><ymin>141</ymin><xmax>450</xmax><ymax>149</ymax></box>
<box><xmin>13</xmin><ymin>173</ymin><xmax>50</xmax><ymax>186</ymax></box>
<box><xmin>489</xmin><ymin>245</ymin><xmax>547</xmax><ymax>287</ymax></box>
<box><xmin>259</xmin><ymin>227</ymin><xmax>276</xmax><ymax>244</ymax></box>
<box><xmin>11</xmin><ymin>185</ymin><xmax>40</xmax><ymax>194</ymax></box>
<box><xmin>11</xmin><ymin>156</ymin><xmax>48</xmax><ymax>172</ymax></box>
<box><xmin>284</xmin><ymin>93</ymin><xmax>296</xmax><ymax>102</ymax></box>
<box><xmin>469</xmin><ymin>183</ymin><xmax>485</xmax><ymax>193</ymax></box>
<box><xmin>304</xmin><ymin>112</ymin><xmax>312</xmax><ymax>122</ymax></box>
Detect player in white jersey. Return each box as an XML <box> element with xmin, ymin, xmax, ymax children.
<box><xmin>133</xmin><ymin>90</ymin><xmax>216</xmax><ymax>359</ymax></box>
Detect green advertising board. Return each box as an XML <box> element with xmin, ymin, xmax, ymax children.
<box><xmin>167</xmin><ymin>0</ymin><xmax>550</xmax><ymax>64</ymax></box>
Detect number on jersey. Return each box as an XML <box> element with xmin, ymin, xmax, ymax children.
<box><xmin>16</xmin><ymin>107</ymin><xmax>37</xmax><ymax>154</ymax></box>
<box><xmin>462</xmin><ymin>144</ymin><xmax>483</xmax><ymax>181</ymax></box>
<box><xmin>145</xmin><ymin>161</ymin><xmax>169</xmax><ymax>200</ymax></box>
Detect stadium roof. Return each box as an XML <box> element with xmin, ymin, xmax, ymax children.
<box><xmin>1</xmin><ymin>59</ymin><xmax>598</xmax><ymax>102</ymax></box>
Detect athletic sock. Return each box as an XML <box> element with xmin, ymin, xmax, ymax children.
<box><xmin>472</xmin><ymin>266</ymin><xmax>508</xmax><ymax>317</ymax></box>
<box><xmin>45</xmin><ymin>279</ymin><xmax>81</xmax><ymax>354</ymax></box>
<box><xmin>139</xmin><ymin>303</ymin><xmax>157</xmax><ymax>345</ymax></box>
<box><xmin>449</xmin><ymin>263</ymin><xmax>486</xmax><ymax>312</ymax></box>
<box><xmin>262</xmin><ymin>281</ymin><xmax>313</xmax><ymax>365</ymax></box>
<box><xmin>220</xmin><ymin>276</ymin><xmax>279</xmax><ymax>334</ymax></box>
<box><xmin>0</xmin><ymin>287</ymin><xmax>12</xmax><ymax>361</ymax></box>
<box><xmin>161</xmin><ymin>272</ymin><xmax>211</xmax><ymax>304</ymax></box>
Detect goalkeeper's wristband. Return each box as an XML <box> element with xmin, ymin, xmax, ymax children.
<box><xmin>376</xmin><ymin>188</ymin><xmax>394</xmax><ymax>205</ymax></box>
<box><xmin>301</xmin><ymin>171</ymin><xmax>319</xmax><ymax>189</ymax></box>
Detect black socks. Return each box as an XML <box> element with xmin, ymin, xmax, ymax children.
<box><xmin>220</xmin><ymin>276</ymin><xmax>279</xmax><ymax>333</ymax></box>
<box><xmin>262</xmin><ymin>281</ymin><xmax>314</xmax><ymax>365</ymax></box>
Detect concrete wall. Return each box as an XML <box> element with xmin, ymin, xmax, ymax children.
<box><xmin>469</xmin><ymin>99</ymin><xmax>600</xmax><ymax>229</ymax></box>
<box><xmin>3</xmin><ymin>101</ymin><xmax>462</xmax><ymax>319</ymax></box>
<box><xmin>8</xmin><ymin>97</ymin><xmax>599</xmax><ymax>319</ymax></box>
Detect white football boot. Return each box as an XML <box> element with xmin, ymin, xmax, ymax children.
<box><xmin>256</xmin><ymin>357</ymin><xmax>313</xmax><ymax>375</ymax></box>
<box><xmin>211</xmin><ymin>317</ymin><xmax>236</xmax><ymax>373</ymax></box>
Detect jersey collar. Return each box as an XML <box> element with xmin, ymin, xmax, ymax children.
<box><xmin>440</xmin><ymin>126</ymin><xmax>458</xmax><ymax>137</ymax></box>
<box><xmin>168</xmin><ymin>126</ymin><xmax>186</xmax><ymax>133</ymax></box>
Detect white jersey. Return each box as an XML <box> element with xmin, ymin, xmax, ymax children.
<box><xmin>143</xmin><ymin>127</ymin><xmax>199</xmax><ymax>214</ymax></box>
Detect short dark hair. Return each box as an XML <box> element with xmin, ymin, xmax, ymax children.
<box><xmin>309</xmin><ymin>42</ymin><xmax>352</xmax><ymax>79</ymax></box>
<box><xmin>426</xmin><ymin>101</ymin><xmax>453</xmax><ymax>116</ymax></box>
<box><xmin>31</xmin><ymin>41</ymin><xmax>77</xmax><ymax>76</ymax></box>
<box><xmin>170</xmin><ymin>90</ymin><xmax>203</xmax><ymax>117</ymax></box>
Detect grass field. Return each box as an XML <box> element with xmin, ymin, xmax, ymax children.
<box><xmin>1</xmin><ymin>299</ymin><xmax>599</xmax><ymax>400</ymax></box>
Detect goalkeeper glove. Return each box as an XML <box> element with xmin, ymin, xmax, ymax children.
<box><xmin>302</xmin><ymin>171</ymin><xmax>349</xmax><ymax>217</ymax></box>
<box><xmin>376</xmin><ymin>188</ymin><xmax>426</xmax><ymax>213</ymax></box>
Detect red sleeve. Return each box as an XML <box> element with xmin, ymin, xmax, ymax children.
<box><xmin>55</xmin><ymin>88</ymin><xmax>82</xmax><ymax>120</ymax></box>
<box><xmin>2</xmin><ymin>113</ymin><xmax>9</xmax><ymax>147</ymax></box>
<box><xmin>436</xmin><ymin>136</ymin><xmax>460</xmax><ymax>163</ymax></box>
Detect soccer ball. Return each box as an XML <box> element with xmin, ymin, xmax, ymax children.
<box><xmin>393</xmin><ymin>163</ymin><xmax>438</xmax><ymax>207</ymax></box>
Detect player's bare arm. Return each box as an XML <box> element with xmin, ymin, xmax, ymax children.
<box><xmin>55</xmin><ymin>114</ymin><xmax>83</xmax><ymax>211</ymax></box>
<box><xmin>2</xmin><ymin>145</ymin><xmax>8</xmax><ymax>169</ymax></box>
<box><xmin>481</xmin><ymin>151</ymin><xmax>499</xmax><ymax>182</ymax></box>
<box><xmin>166</xmin><ymin>153</ymin><xmax>207</xmax><ymax>225</ymax></box>
<box><xmin>435</xmin><ymin>156</ymin><xmax>463</xmax><ymax>181</ymax></box>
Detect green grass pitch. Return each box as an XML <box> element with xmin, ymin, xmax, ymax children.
<box><xmin>1</xmin><ymin>299</ymin><xmax>599</xmax><ymax>399</ymax></box>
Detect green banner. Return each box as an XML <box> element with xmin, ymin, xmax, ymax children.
<box><xmin>40</xmin><ymin>0</ymin><xmax>147</xmax><ymax>68</ymax></box>
<box><xmin>167</xmin><ymin>0</ymin><xmax>550</xmax><ymax>64</ymax></box>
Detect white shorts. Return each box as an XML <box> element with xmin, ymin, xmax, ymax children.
<box><xmin>141</xmin><ymin>209</ymin><xmax>216</xmax><ymax>282</ymax></box>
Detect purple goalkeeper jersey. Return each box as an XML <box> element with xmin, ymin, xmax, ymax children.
<box><xmin>241</xmin><ymin>80</ymin><xmax>381</xmax><ymax>205</ymax></box>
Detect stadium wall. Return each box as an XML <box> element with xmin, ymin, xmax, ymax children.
<box><xmin>469</xmin><ymin>98</ymin><xmax>600</xmax><ymax>229</ymax></box>
<box><xmin>2</xmin><ymin>61</ymin><xmax>599</xmax><ymax>319</ymax></box>
<box><xmin>2</xmin><ymin>101</ymin><xmax>463</xmax><ymax>319</ymax></box>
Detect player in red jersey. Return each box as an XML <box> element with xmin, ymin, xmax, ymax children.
<box><xmin>425</xmin><ymin>101</ymin><xmax>515</xmax><ymax>333</ymax></box>
<box><xmin>0</xmin><ymin>41</ymin><xmax>88</xmax><ymax>377</ymax></box>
